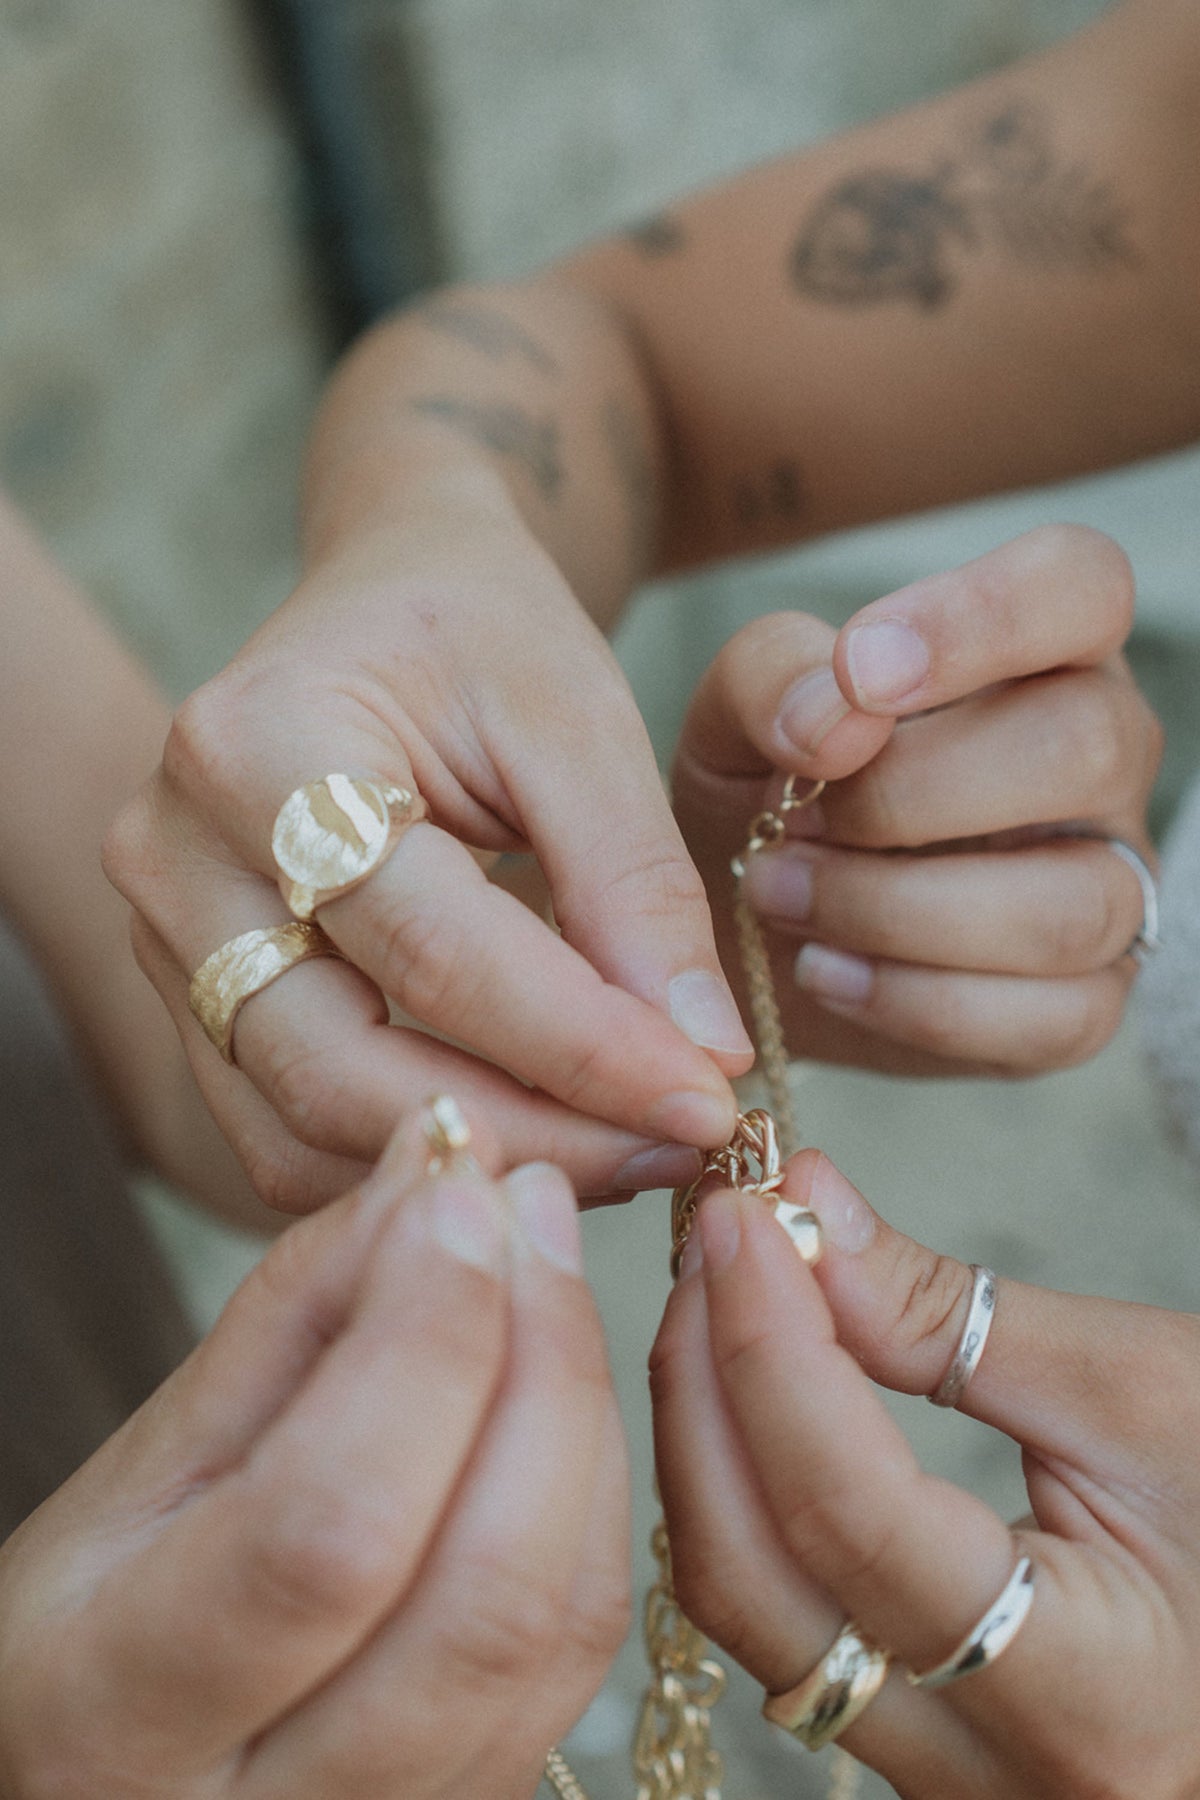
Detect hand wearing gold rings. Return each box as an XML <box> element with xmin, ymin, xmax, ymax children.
<box><xmin>651</xmin><ymin>1145</ymin><xmax>1200</xmax><ymax>1797</ymax></box>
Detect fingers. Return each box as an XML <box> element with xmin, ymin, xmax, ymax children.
<box><xmin>810</xmin><ymin>667</ymin><xmax>1159</xmax><ymax>851</ymax></box>
<box><xmin>136</xmin><ymin>913</ymin><xmax>704</xmax><ymax>1209</ymax></box>
<box><xmin>76</xmin><ymin>1149</ymin><xmax>515</xmax><ymax>1771</ymax></box>
<box><xmin>322</xmin><ymin>821</ymin><xmax>739</xmax><ymax>1146</ymax></box>
<box><xmin>832</xmin><ymin>525</ymin><xmax>1135</xmax><ymax>715</ymax></box>
<box><xmin>648</xmin><ymin>1214</ymin><xmax>979</xmax><ymax>1790</ymax></box>
<box><xmin>243</xmin><ymin>1164</ymin><xmax>627</xmax><ymax>1800</ymax></box>
<box><xmin>790</xmin><ymin>1151</ymin><xmax>1200</xmax><ymax>1515</ymax></box>
<box><xmin>744</xmin><ymin>837</ymin><xmax>1149</xmax><ymax>976</ymax></box>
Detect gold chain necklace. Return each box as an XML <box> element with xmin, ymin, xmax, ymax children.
<box><xmin>542</xmin><ymin>775</ymin><xmax>860</xmax><ymax>1800</ymax></box>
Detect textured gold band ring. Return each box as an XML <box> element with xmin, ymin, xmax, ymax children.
<box><xmin>272</xmin><ymin>773</ymin><xmax>429</xmax><ymax>921</ymax></box>
<box><xmin>188</xmin><ymin>921</ymin><xmax>342</xmax><ymax>1064</ymax></box>
<box><xmin>762</xmin><ymin>1620</ymin><xmax>893</xmax><ymax>1751</ymax></box>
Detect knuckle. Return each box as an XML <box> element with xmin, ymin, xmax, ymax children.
<box><xmin>265</xmin><ymin>1040</ymin><xmax>350</xmax><ymax>1151</ymax></box>
<box><xmin>161</xmin><ymin>680</ymin><xmax>240</xmax><ymax>805</ymax></box>
<box><xmin>555</xmin><ymin>1029</ymin><xmax>620</xmax><ymax>1114</ymax></box>
<box><xmin>435</xmin><ymin>1553</ymin><xmax>566</xmax><ymax>1686</ymax></box>
<box><xmin>100</xmin><ymin>791</ymin><xmax>157</xmax><ymax>905</ymax></box>
<box><xmin>1041</xmin><ymin>859</ymin><xmax>1128</xmax><ymax>972</ymax></box>
<box><xmin>669</xmin><ymin>1558</ymin><xmax>760</xmax><ymax>1669</ymax></box>
<box><xmin>597</xmin><ymin>841</ymin><xmax>708</xmax><ymax>926</ymax></box>
<box><xmin>1052</xmin><ymin>685</ymin><xmax>1126</xmax><ymax>803</ymax></box>
<box><xmin>1040</xmin><ymin>980</ymin><xmax>1125</xmax><ymax>1070</ymax></box>
<box><xmin>238</xmin><ymin>1479</ymin><xmax>400</xmax><ymax>1627</ymax></box>
<box><xmin>887</xmin><ymin>1245</ymin><xmax>972</xmax><ymax>1364</ymax></box>
<box><xmin>376</xmin><ymin>885</ymin><xmax>475</xmax><ymax>1025</ymax></box>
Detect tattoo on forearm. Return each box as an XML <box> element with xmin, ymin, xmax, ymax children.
<box><xmin>412</xmin><ymin>397</ymin><xmax>563</xmax><ymax>499</ymax></box>
<box><xmin>601</xmin><ymin>396</ymin><xmax>657</xmax><ymax>569</ymax></box>
<box><xmin>732</xmin><ymin>461</ymin><xmax>806</xmax><ymax>530</ymax></box>
<box><xmin>791</xmin><ymin>102</ymin><xmax>1138</xmax><ymax>311</ymax></box>
<box><xmin>625</xmin><ymin>212</ymin><xmax>686</xmax><ymax>257</ymax></box>
<box><xmin>416</xmin><ymin>300</ymin><xmax>560</xmax><ymax>376</ymax></box>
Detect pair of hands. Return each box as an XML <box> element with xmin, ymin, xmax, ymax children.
<box><xmin>104</xmin><ymin>520</ymin><xmax>1160</xmax><ymax>1217</ymax></box>
<box><xmin>4</xmin><ymin>1114</ymin><xmax>1198</xmax><ymax>1800</ymax></box>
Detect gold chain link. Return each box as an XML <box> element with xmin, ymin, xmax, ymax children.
<box><xmin>542</xmin><ymin>773</ymin><xmax>861</xmax><ymax>1800</ymax></box>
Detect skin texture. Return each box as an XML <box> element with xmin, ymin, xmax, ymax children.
<box><xmin>104</xmin><ymin>0</ymin><xmax>1197</xmax><ymax>1205</ymax></box>
<box><xmin>0</xmin><ymin>1112</ymin><xmax>631</xmax><ymax>1800</ymax></box>
<box><xmin>650</xmin><ymin>1154</ymin><xmax>1200</xmax><ymax>1799</ymax></box>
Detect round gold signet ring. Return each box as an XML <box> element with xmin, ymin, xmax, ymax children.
<box><xmin>271</xmin><ymin>773</ymin><xmax>429</xmax><ymax>921</ymax></box>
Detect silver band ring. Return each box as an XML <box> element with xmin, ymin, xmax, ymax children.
<box><xmin>929</xmin><ymin>1265</ymin><xmax>996</xmax><ymax>1409</ymax></box>
<box><xmin>1104</xmin><ymin>838</ymin><xmax>1162</xmax><ymax>964</ymax></box>
<box><xmin>907</xmin><ymin>1554</ymin><xmax>1035</xmax><ymax>1690</ymax></box>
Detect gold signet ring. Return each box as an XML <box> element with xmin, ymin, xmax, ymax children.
<box><xmin>271</xmin><ymin>773</ymin><xmax>429</xmax><ymax>921</ymax></box>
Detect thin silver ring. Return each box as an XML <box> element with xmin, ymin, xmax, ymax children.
<box><xmin>929</xmin><ymin>1265</ymin><xmax>996</xmax><ymax>1409</ymax></box>
<box><xmin>1104</xmin><ymin>838</ymin><xmax>1162</xmax><ymax>964</ymax></box>
<box><xmin>907</xmin><ymin>1554</ymin><xmax>1035</xmax><ymax>1690</ymax></box>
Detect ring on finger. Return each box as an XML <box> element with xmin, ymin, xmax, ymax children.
<box><xmin>188</xmin><ymin>921</ymin><xmax>343</xmax><ymax>1064</ymax></box>
<box><xmin>272</xmin><ymin>773</ymin><xmax>429</xmax><ymax>921</ymax></box>
<box><xmin>762</xmin><ymin>1620</ymin><xmax>893</xmax><ymax>1750</ymax></box>
<box><xmin>929</xmin><ymin>1264</ymin><xmax>997</xmax><ymax>1409</ymax></box>
<box><xmin>907</xmin><ymin>1553</ymin><xmax>1035</xmax><ymax>1691</ymax></box>
<box><xmin>1102</xmin><ymin>838</ymin><xmax>1162</xmax><ymax>964</ymax></box>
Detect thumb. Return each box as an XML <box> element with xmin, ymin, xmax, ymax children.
<box><xmin>676</xmin><ymin>610</ymin><xmax>895</xmax><ymax>795</ymax></box>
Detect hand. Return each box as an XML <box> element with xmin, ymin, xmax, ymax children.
<box><xmin>672</xmin><ymin>525</ymin><xmax>1163</xmax><ymax>1075</ymax></box>
<box><xmin>0</xmin><ymin>1108</ymin><xmax>628</xmax><ymax>1800</ymax></box>
<box><xmin>650</xmin><ymin>1151</ymin><xmax>1200</xmax><ymax>1799</ymax></box>
<box><xmin>106</xmin><ymin>508</ymin><xmax>751</xmax><ymax>1213</ymax></box>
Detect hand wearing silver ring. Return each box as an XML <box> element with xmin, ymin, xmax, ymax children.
<box><xmin>651</xmin><ymin>1147</ymin><xmax>1200</xmax><ymax>1798</ymax></box>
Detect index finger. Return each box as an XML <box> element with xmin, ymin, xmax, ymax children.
<box><xmin>833</xmin><ymin>525</ymin><xmax>1135</xmax><ymax>716</ymax></box>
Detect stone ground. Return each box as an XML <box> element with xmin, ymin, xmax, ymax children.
<box><xmin>5</xmin><ymin>2</ymin><xmax>1200</xmax><ymax>1795</ymax></box>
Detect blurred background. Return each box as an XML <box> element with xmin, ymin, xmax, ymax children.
<box><xmin>4</xmin><ymin>3</ymin><xmax>1199</xmax><ymax>1793</ymax></box>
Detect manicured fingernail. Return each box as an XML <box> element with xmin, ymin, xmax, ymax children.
<box><xmin>794</xmin><ymin>943</ymin><xmax>874</xmax><ymax>1008</ymax></box>
<box><xmin>505</xmin><ymin>1161</ymin><xmax>583</xmax><ymax>1273</ymax></box>
<box><xmin>775</xmin><ymin>668</ymin><xmax>850</xmax><ymax>755</ymax></box>
<box><xmin>697</xmin><ymin>1191</ymin><xmax>741</xmax><ymax>1272</ymax></box>
<box><xmin>744</xmin><ymin>844</ymin><xmax>817</xmax><ymax>920</ymax></box>
<box><xmin>845</xmin><ymin>619</ymin><xmax>930</xmax><ymax>706</ymax></box>
<box><xmin>645</xmin><ymin>1089</ymin><xmax>737</xmax><ymax>1149</ymax></box>
<box><xmin>809</xmin><ymin>1152</ymin><xmax>875</xmax><ymax>1253</ymax></box>
<box><xmin>430</xmin><ymin>1175</ymin><xmax>509</xmax><ymax>1272</ymax></box>
<box><xmin>668</xmin><ymin>969</ymin><xmax>754</xmax><ymax>1056</ymax></box>
<box><xmin>612</xmin><ymin>1142</ymin><xmax>702</xmax><ymax>1194</ymax></box>
<box><xmin>676</xmin><ymin>1230</ymin><xmax>704</xmax><ymax>1281</ymax></box>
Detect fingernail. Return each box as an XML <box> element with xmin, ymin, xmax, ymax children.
<box><xmin>794</xmin><ymin>943</ymin><xmax>874</xmax><ymax>1008</ymax></box>
<box><xmin>809</xmin><ymin>1152</ymin><xmax>875</xmax><ymax>1253</ymax></box>
<box><xmin>775</xmin><ymin>668</ymin><xmax>850</xmax><ymax>755</ymax></box>
<box><xmin>668</xmin><ymin>969</ymin><xmax>754</xmax><ymax>1056</ymax></box>
<box><xmin>676</xmin><ymin>1230</ymin><xmax>704</xmax><ymax>1281</ymax></box>
<box><xmin>505</xmin><ymin>1161</ymin><xmax>583</xmax><ymax>1273</ymax></box>
<box><xmin>697</xmin><ymin>1191</ymin><xmax>741</xmax><ymax>1272</ymax></box>
<box><xmin>744</xmin><ymin>844</ymin><xmax>817</xmax><ymax>920</ymax></box>
<box><xmin>845</xmin><ymin>619</ymin><xmax>930</xmax><ymax>706</ymax></box>
<box><xmin>645</xmin><ymin>1089</ymin><xmax>737</xmax><ymax>1149</ymax></box>
<box><xmin>612</xmin><ymin>1142</ymin><xmax>703</xmax><ymax>1194</ymax></box>
<box><xmin>430</xmin><ymin>1175</ymin><xmax>509</xmax><ymax>1272</ymax></box>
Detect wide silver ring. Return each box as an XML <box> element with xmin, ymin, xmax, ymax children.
<box><xmin>929</xmin><ymin>1265</ymin><xmax>996</xmax><ymax>1409</ymax></box>
<box><xmin>1104</xmin><ymin>838</ymin><xmax>1162</xmax><ymax>964</ymax></box>
<box><xmin>907</xmin><ymin>1554</ymin><xmax>1035</xmax><ymax>1690</ymax></box>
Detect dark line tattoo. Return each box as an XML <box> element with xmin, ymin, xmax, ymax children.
<box><xmin>625</xmin><ymin>212</ymin><xmax>686</xmax><ymax>257</ymax></box>
<box><xmin>601</xmin><ymin>396</ymin><xmax>657</xmax><ymax>569</ymax></box>
<box><xmin>411</xmin><ymin>397</ymin><xmax>563</xmax><ymax>500</ymax></box>
<box><xmin>416</xmin><ymin>300</ymin><xmax>560</xmax><ymax>376</ymax></box>
<box><xmin>791</xmin><ymin>101</ymin><xmax>1139</xmax><ymax>312</ymax></box>
<box><xmin>732</xmin><ymin>460</ymin><xmax>806</xmax><ymax>531</ymax></box>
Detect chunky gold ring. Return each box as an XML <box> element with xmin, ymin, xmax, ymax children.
<box><xmin>762</xmin><ymin>1620</ymin><xmax>892</xmax><ymax>1750</ymax></box>
<box><xmin>188</xmin><ymin>921</ymin><xmax>342</xmax><ymax>1063</ymax></box>
<box><xmin>907</xmin><ymin>1554</ymin><xmax>1034</xmax><ymax>1691</ymax></box>
<box><xmin>272</xmin><ymin>773</ymin><xmax>429</xmax><ymax>921</ymax></box>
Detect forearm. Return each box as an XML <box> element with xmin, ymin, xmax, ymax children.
<box><xmin>0</xmin><ymin>497</ymin><xmax>269</xmax><ymax>1231</ymax></box>
<box><xmin>307</xmin><ymin>0</ymin><xmax>1200</xmax><ymax>611</ymax></box>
